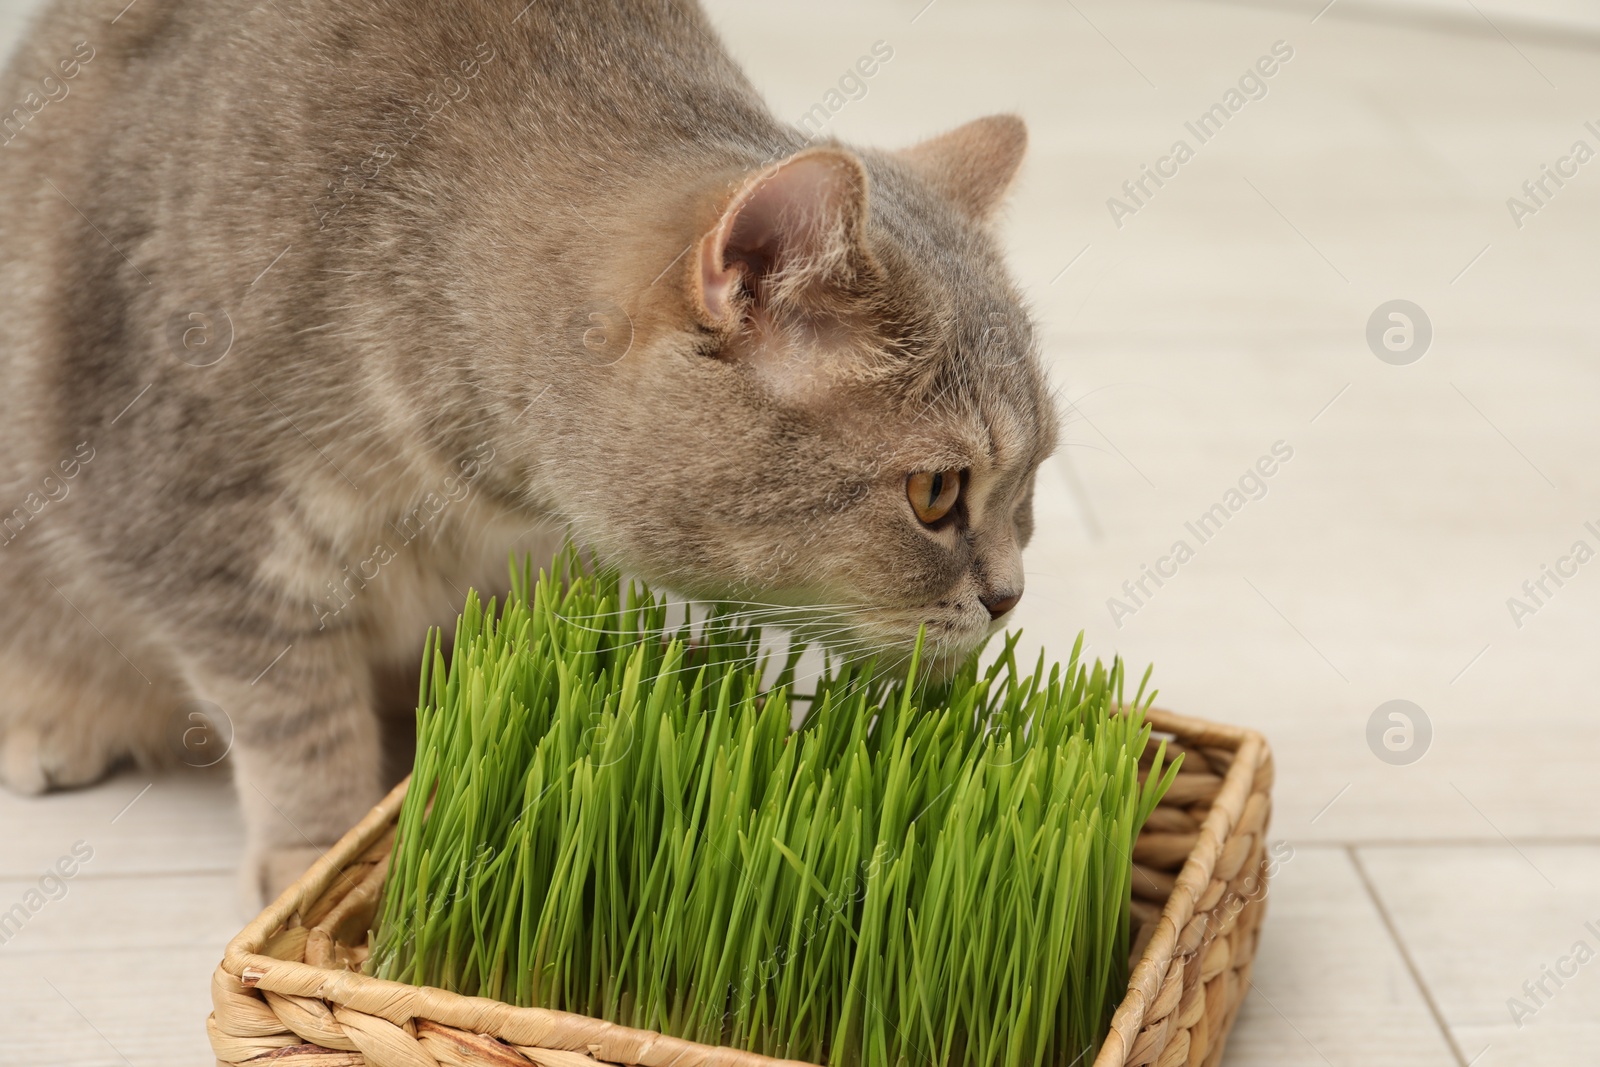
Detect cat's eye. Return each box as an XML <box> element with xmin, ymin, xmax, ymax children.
<box><xmin>907</xmin><ymin>469</ymin><xmax>964</xmax><ymax>526</ymax></box>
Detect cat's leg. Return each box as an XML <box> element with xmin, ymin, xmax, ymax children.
<box><xmin>0</xmin><ymin>570</ymin><xmax>182</xmax><ymax>794</ymax></box>
<box><xmin>181</xmin><ymin>636</ymin><xmax>384</xmax><ymax>905</ymax></box>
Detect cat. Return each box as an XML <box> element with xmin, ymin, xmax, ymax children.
<box><xmin>0</xmin><ymin>0</ymin><xmax>1057</xmax><ymax>902</ymax></box>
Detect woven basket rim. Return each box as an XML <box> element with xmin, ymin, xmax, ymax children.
<box><xmin>218</xmin><ymin>706</ymin><xmax>1269</xmax><ymax>1067</ymax></box>
<box><xmin>1091</xmin><ymin>710</ymin><xmax>1267</xmax><ymax>1067</ymax></box>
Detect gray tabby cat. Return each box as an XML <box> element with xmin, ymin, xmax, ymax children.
<box><xmin>0</xmin><ymin>0</ymin><xmax>1056</xmax><ymax>900</ymax></box>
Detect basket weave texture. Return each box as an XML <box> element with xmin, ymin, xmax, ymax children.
<box><xmin>208</xmin><ymin>707</ymin><xmax>1273</xmax><ymax>1067</ymax></box>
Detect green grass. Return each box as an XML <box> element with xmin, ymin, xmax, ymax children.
<box><xmin>367</xmin><ymin>551</ymin><xmax>1179</xmax><ymax>1067</ymax></box>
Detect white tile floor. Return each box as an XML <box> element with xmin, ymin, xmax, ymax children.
<box><xmin>3</xmin><ymin>0</ymin><xmax>1599</xmax><ymax>1064</ymax></box>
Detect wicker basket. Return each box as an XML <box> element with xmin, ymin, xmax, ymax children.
<box><xmin>208</xmin><ymin>707</ymin><xmax>1273</xmax><ymax>1067</ymax></box>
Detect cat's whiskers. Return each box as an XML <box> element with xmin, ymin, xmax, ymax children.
<box><xmin>542</xmin><ymin>608</ymin><xmax>868</xmax><ymax>648</ymax></box>
<box><xmin>541</xmin><ymin>597</ymin><xmax>865</xmax><ymax>627</ymax></box>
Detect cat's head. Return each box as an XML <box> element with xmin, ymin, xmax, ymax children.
<box><xmin>535</xmin><ymin>116</ymin><xmax>1055</xmax><ymax>671</ymax></box>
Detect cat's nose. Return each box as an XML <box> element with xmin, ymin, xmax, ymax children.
<box><xmin>980</xmin><ymin>589</ymin><xmax>1021</xmax><ymax>620</ymax></box>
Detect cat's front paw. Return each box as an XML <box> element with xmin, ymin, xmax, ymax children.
<box><xmin>0</xmin><ymin>723</ymin><xmax>123</xmax><ymax>795</ymax></box>
<box><xmin>0</xmin><ymin>726</ymin><xmax>49</xmax><ymax>795</ymax></box>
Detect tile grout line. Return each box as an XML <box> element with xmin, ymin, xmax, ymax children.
<box><xmin>1347</xmin><ymin>845</ymin><xmax>1471</xmax><ymax>1067</ymax></box>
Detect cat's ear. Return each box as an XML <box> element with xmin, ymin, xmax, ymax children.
<box><xmin>895</xmin><ymin>114</ymin><xmax>1027</xmax><ymax>221</ymax></box>
<box><xmin>693</xmin><ymin>147</ymin><xmax>870</xmax><ymax>328</ymax></box>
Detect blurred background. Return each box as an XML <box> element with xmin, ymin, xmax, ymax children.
<box><xmin>3</xmin><ymin>0</ymin><xmax>1598</xmax><ymax>1063</ymax></box>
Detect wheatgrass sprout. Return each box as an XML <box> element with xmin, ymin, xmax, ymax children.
<box><xmin>368</xmin><ymin>551</ymin><xmax>1179</xmax><ymax>1067</ymax></box>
